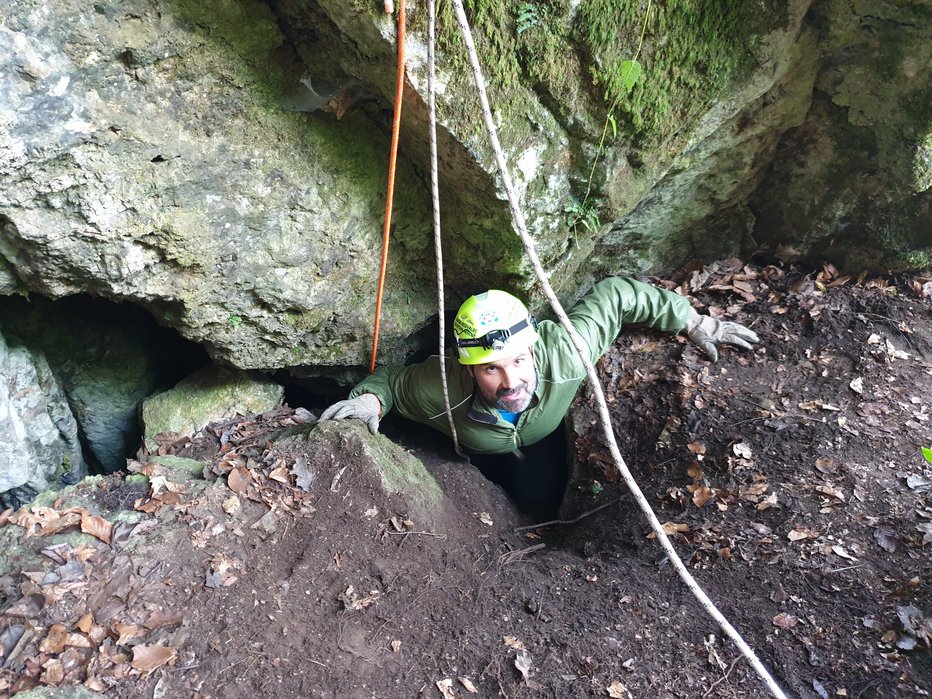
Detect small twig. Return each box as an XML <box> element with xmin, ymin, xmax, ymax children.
<box><xmin>514</xmin><ymin>496</ymin><xmax>624</xmax><ymax>533</ymax></box>
<box><xmin>855</xmin><ymin>677</ymin><xmax>885</xmax><ymax>698</ymax></box>
<box><xmin>702</xmin><ymin>656</ymin><xmax>742</xmax><ymax>698</ymax></box>
<box><xmin>218</xmin><ymin>656</ymin><xmax>249</xmax><ymax>674</ymax></box>
<box><xmin>329</xmin><ymin>466</ymin><xmax>347</xmax><ymax>492</ymax></box>
<box><xmin>387</xmin><ymin>530</ymin><xmax>447</xmax><ymax>538</ymax></box>
<box><xmin>499</xmin><ymin>543</ymin><xmax>546</xmax><ymax>565</ymax></box>
<box><xmin>171</xmin><ymin>663</ymin><xmax>200</xmax><ymax>672</ymax></box>
<box><xmin>826</xmin><ymin>564</ymin><xmax>865</xmax><ymax>574</ymax></box>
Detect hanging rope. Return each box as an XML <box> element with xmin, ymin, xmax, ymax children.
<box><xmin>370</xmin><ymin>0</ymin><xmax>407</xmax><ymax>374</ymax></box>
<box><xmin>427</xmin><ymin>0</ymin><xmax>465</xmax><ymax>458</ymax></box>
<box><xmin>448</xmin><ymin>2</ymin><xmax>787</xmax><ymax>697</ymax></box>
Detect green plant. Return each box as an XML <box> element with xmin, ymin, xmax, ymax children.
<box><xmin>923</xmin><ymin>447</ymin><xmax>932</xmax><ymax>464</ymax></box>
<box><xmin>228</xmin><ymin>314</ymin><xmax>243</xmax><ymax>328</ymax></box>
<box><xmin>568</xmin><ymin>1</ymin><xmax>650</xmax><ymax>239</ymax></box>
<box><xmin>515</xmin><ymin>2</ymin><xmax>541</xmax><ymax>34</ymax></box>
<box><xmin>581</xmin><ymin>1</ymin><xmax>651</xmax><ymax>203</ymax></box>
<box><xmin>565</xmin><ymin>196</ymin><xmax>601</xmax><ymax>238</ymax></box>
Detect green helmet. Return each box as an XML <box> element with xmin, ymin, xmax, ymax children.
<box><xmin>453</xmin><ymin>290</ymin><xmax>539</xmax><ymax>365</ymax></box>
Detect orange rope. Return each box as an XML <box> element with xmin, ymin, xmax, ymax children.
<box><xmin>370</xmin><ymin>1</ymin><xmax>406</xmax><ymax>374</ymax></box>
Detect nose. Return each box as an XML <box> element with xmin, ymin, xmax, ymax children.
<box><xmin>501</xmin><ymin>366</ymin><xmax>520</xmax><ymax>390</ymax></box>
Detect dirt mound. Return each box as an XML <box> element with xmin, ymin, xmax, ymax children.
<box><xmin>1</xmin><ymin>261</ymin><xmax>931</xmax><ymax>698</ymax></box>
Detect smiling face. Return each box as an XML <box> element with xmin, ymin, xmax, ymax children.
<box><xmin>468</xmin><ymin>349</ymin><xmax>537</xmax><ymax>413</ymax></box>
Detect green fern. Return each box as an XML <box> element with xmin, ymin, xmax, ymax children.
<box><xmin>515</xmin><ymin>2</ymin><xmax>540</xmax><ymax>34</ymax></box>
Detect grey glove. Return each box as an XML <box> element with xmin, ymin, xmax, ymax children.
<box><xmin>684</xmin><ymin>308</ymin><xmax>759</xmax><ymax>362</ymax></box>
<box><xmin>319</xmin><ymin>393</ymin><xmax>382</xmax><ymax>434</ymax></box>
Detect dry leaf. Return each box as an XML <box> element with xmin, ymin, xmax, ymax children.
<box><xmin>39</xmin><ymin>624</ymin><xmax>68</xmax><ymax>654</ymax></box>
<box><xmin>503</xmin><ymin>635</ymin><xmax>525</xmax><ymax>651</ymax></box>
<box><xmin>222</xmin><ymin>496</ymin><xmax>241</xmax><ymax>516</ymax></box>
<box><xmin>436</xmin><ymin>678</ymin><xmax>455</xmax><ymax>699</ymax></box>
<box><xmin>474</xmin><ymin>512</ymin><xmax>493</xmax><ymax>526</ymax></box>
<box><xmin>268</xmin><ymin>466</ymin><xmax>291</xmax><ymax>484</ymax></box>
<box><xmin>788</xmin><ymin>527</ymin><xmax>819</xmax><ymax>541</ymax></box>
<box><xmin>114</xmin><ymin>622</ymin><xmax>144</xmax><ymax>645</ymax></box>
<box><xmin>772</xmin><ymin>612</ymin><xmax>798</xmax><ymax>629</ymax></box>
<box><xmin>130</xmin><ymin>643</ymin><xmax>177</xmax><ymax>673</ymax></box>
<box><xmin>338</xmin><ymin>585</ymin><xmax>380</xmax><ymax>611</ymax></box>
<box><xmin>64</xmin><ymin>632</ymin><xmax>92</xmax><ymax>648</ymax></box>
<box><xmin>206</xmin><ymin>553</ymin><xmax>243</xmax><ymax>589</ymax></box>
<box><xmin>815</xmin><ymin>485</ymin><xmax>846</xmax><ymax>502</ymax></box>
<box><xmin>687</xmin><ymin>441</ymin><xmax>707</xmax><ymax>455</ymax></box>
<box><xmin>648</xmin><ymin>522</ymin><xmax>690</xmax><ymax>538</ymax></box>
<box><xmin>458</xmin><ymin>677</ymin><xmax>478</xmax><ymax>693</ymax></box>
<box><xmin>514</xmin><ymin>648</ymin><xmax>533</xmax><ymax>681</ymax></box>
<box><xmin>873</xmin><ymin>528</ymin><xmax>898</xmax><ymax>553</ymax></box>
<box><xmin>143</xmin><ymin>610</ymin><xmax>184</xmax><ymax>631</ymax></box>
<box><xmin>757</xmin><ymin>492</ymin><xmax>778</xmax><ymax>510</ymax></box>
<box><xmin>391</xmin><ymin>639</ymin><xmax>402</xmax><ymax>653</ymax></box>
<box><xmin>80</xmin><ymin>513</ymin><xmax>113</xmax><ymax>544</ymax></box>
<box><xmin>607</xmin><ymin>680</ymin><xmax>633</xmax><ymax>698</ymax></box>
<box><xmin>831</xmin><ymin>545</ymin><xmax>857</xmax><ymax>561</ymax></box>
<box><xmin>732</xmin><ymin>442</ymin><xmax>753</xmax><ymax>459</ymax></box>
<box><xmin>692</xmin><ymin>486</ymin><xmax>716</xmax><ymax>508</ymax></box>
<box><xmin>39</xmin><ymin>511</ymin><xmax>82</xmax><ymax>537</ymax></box>
<box><xmin>740</xmin><ymin>482</ymin><xmax>769</xmax><ymax>501</ymax></box>
<box><xmin>227</xmin><ymin>468</ymin><xmax>252</xmax><ymax>494</ymax></box>
<box><xmin>2</xmin><ymin>593</ymin><xmax>45</xmax><ymax>618</ymax></box>
<box><xmin>292</xmin><ymin>457</ymin><xmax>314</xmax><ymax>492</ymax></box>
<box><xmin>41</xmin><ymin>658</ymin><xmax>65</xmax><ymax>685</ymax></box>
<box><xmin>76</xmin><ymin>613</ymin><xmax>94</xmax><ymax>634</ymax></box>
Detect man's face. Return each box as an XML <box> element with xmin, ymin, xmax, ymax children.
<box><xmin>469</xmin><ymin>349</ymin><xmax>537</xmax><ymax>413</ymax></box>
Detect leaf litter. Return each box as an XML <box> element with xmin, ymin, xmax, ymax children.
<box><xmin>0</xmin><ymin>263</ymin><xmax>930</xmax><ymax>697</ymax></box>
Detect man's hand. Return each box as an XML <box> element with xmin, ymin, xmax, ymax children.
<box><xmin>685</xmin><ymin>308</ymin><xmax>759</xmax><ymax>362</ymax></box>
<box><xmin>318</xmin><ymin>393</ymin><xmax>382</xmax><ymax>434</ymax></box>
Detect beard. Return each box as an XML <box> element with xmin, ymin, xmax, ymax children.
<box><xmin>492</xmin><ymin>376</ymin><xmax>537</xmax><ymax>413</ymax></box>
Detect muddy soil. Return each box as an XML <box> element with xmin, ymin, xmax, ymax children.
<box><xmin>1</xmin><ymin>260</ymin><xmax>930</xmax><ymax>698</ymax></box>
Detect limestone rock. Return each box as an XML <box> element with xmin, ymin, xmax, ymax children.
<box><xmin>0</xmin><ymin>0</ymin><xmax>435</xmax><ymax>371</ymax></box>
<box><xmin>141</xmin><ymin>367</ymin><xmax>284</xmax><ymax>449</ymax></box>
<box><xmin>0</xmin><ymin>332</ymin><xmax>86</xmax><ymax>507</ymax></box>
<box><xmin>0</xmin><ymin>0</ymin><xmax>927</xmax><ymax>377</ymax></box>
<box><xmin>752</xmin><ymin>0</ymin><xmax>932</xmax><ymax>271</ymax></box>
<box><xmin>0</xmin><ymin>296</ymin><xmax>197</xmax><ymax>473</ymax></box>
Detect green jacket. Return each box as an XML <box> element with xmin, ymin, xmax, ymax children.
<box><xmin>350</xmin><ymin>276</ymin><xmax>691</xmax><ymax>456</ymax></box>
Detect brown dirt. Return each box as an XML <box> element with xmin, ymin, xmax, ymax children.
<box><xmin>1</xmin><ymin>260</ymin><xmax>931</xmax><ymax>699</ymax></box>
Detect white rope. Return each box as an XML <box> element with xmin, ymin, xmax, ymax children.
<box><xmin>427</xmin><ymin>0</ymin><xmax>465</xmax><ymax>459</ymax></box>
<box><xmin>449</xmin><ymin>2</ymin><xmax>788</xmax><ymax>696</ymax></box>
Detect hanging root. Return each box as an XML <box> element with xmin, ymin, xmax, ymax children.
<box><xmin>448</xmin><ymin>2</ymin><xmax>788</xmax><ymax>696</ymax></box>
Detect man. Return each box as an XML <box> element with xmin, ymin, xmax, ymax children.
<box><xmin>320</xmin><ymin>276</ymin><xmax>758</xmax><ymax>519</ymax></box>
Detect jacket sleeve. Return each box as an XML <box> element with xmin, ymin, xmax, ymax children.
<box><xmin>348</xmin><ymin>356</ymin><xmax>464</xmax><ymax>422</ymax></box>
<box><xmin>567</xmin><ymin>276</ymin><xmax>693</xmax><ymax>362</ymax></box>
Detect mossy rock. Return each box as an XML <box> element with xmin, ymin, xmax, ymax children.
<box><xmin>141</xmin><ymin>367</ymin><xmax>283</xmax><ymax>449</ymax></box>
